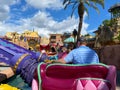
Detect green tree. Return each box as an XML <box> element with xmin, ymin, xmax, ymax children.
<box><xmin>117</xmin><ymin>31</ymin><xmax>120</xmax><ymax>41</ymax></box>
<box><xmin>102</xmin><ymin>20</ymin><xmax>111</xmax><ymax>26</ymax></box>
<box><xmin>63</xmin><ymin>0</ymin><xmax>104</xmax><ymax>42</ymax></box>
<box><xmin>102</xmin><ymin>19</ymin><xmax>117</xmax><ymax>28</ymax></box>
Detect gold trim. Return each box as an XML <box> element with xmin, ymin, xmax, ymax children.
<box><xmin>12</xmin><ymin>54</ymin><xmax>29</xmax><ymax>73</ymax></box>
<box><xmin>37</xmin><ymin>53</ymin><xmax>42</xmax><ymax>62</ymax></box>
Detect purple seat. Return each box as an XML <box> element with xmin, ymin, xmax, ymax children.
<box><xmin>32</xmin><ymin>63</ymin><xmax>116</xmax><ymax>90</ymax></box>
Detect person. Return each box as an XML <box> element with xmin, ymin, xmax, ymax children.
<box><xmin>55</xmin><ymin>43</ymin><xmax>60</xmax><ymax>53</ymax></box>
<box><xmin>47</xmin><ymin>47</ymin><xmax>58</xmax><ymax>60</ymax></box>
<box><xmin>47</xmin><ymin>37</ymin><xmax>99</xmax><ymax>64</ymax></box>
<box><xmin>57</xmin><ymin>45</ymin><xmax>69</xmax><ymax>59</ymax></box>
<box><xmin>47</xmin><ymin>46</ymin><xmax>57</xmax><ymax>55</ymax></box>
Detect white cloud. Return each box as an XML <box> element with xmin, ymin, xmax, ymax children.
<box><xmin>0</xmin><ymin>22</ymin><xmax>15</xmax><ymax>35</ymax></box>
<box><xmin>81</xmin><ymin>22</ymin><xmax>89</xmax><ymax>35</ymax></box>
<box><xmin>0</xmin><ymin>11</ymin><xmax>89</xmax><ymax>37</ymax></box>
<box><xmin>81</xmin><ymin>12</ymin><xmax>89</xmax><ymax>35</ymax></box>
<box><xmin>0</xmin><ymin>0</ymin><xmax>17</xmax><ymax>21</ymax></box>
<box><xmin>15</xmin><ymin>11</ymin><xmax>79</xmax><ymax>37</ymax></box>
<box><xmin>0</xmin><ymin>0</ymin><xmax>89</xmax><ymax>37</ymax></box>
<box><xmin>25</xmin><ymin>0</ymin><xmax>63</xmax><ymax>10</ymax></box>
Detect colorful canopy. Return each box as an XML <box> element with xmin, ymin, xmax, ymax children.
<box><xmin>64</xmin><ymin>36</ymin><xmax>74</xmax><ymax>43</ymax></box>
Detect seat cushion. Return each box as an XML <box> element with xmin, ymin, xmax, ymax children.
<box><xmin>45</xmin><ymin>64</ymin><xmax>109</xmax><ymax>79</ymax></box>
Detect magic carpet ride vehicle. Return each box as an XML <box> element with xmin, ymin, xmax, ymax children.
<box><xmin>32</xmin><ymin>63</ymin><xmax>116</xmax><ymax>90</ymax></box>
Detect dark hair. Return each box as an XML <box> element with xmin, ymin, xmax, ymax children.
<box><xmin>78</xmin><ymin>36</ymin><xmax>87</xmax><ymax>43</ymax></box>
<box><xmin>51</xmin><ymin>47</ymin><xmax>56</xmax><ymax>52</ymax></box>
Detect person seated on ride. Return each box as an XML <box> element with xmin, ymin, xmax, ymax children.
<box><xmin>47</xmin><ymin>37</ymin><xmax>99</xmax><ymax>64</ymax></box>
<box><xmin>47</xmin><ymin>47</ymin><xmax>58</xmax><ymax>60</ymax></box>
<box><xmin>55</xmin><ymin>43</ymin><xmax>61</xmax><ymax>53</ymax></box>
<box><xmin>57</xmin><ymin>45</ymin><xmax>69</xmax><ymax>59</ymax></box>
<box><xmin>47</xmin><ymin>47</ymin><xmax>57</xmax><ymax>55</ymax></box>
<box><xmin>67</xmin><ymin>42</ymin><xmax>75</xmax><ymax>52</ymax></box>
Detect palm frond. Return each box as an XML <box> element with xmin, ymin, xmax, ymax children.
<box><xmin>72</xmin><ymin>1</ymin><xmax>78</xmax><ymax>8</ymax></box>
<box><xmin>63</xmin><ymin>0</ymin><xmax>74</xmax><ymax>9</ymax></box>
<box><xmin>64</xmin><ymin>1</ymin><xmax>71</xmax><ymax>9</ymax></box>
<box><xmin>71</xmin><ymin>4</ymin><xmax>78</xmax><ymax>17</ymax></box>
<box><xmin>84</xmin><ymin>7</ymin><xmax>89</xmax><ymax>18</ymax></box>
<box><xmin>97</xmin><ymin>0</ymin><xmax>104</xmax><ymax>8</ymax></box>
<box><xmin>84</xmin><ymin>0</ymin><xmax>90</xmax><ymax>6</ymax></box>
<box><xmin>63</xmin><ymin>0</ymin><xmax>70</xmax><ymax>5</ymax></box>
<box><xmin>90</xmin><ymin>0</ymin><xmax>104</xmax><ymax>8</ymax></box>
<box><xmin>91</xmin><ymin>3</ymin><xmax>100</xmax><ymax>14</ymax></box>
<box><xmin>71</xmin><ymin>1</ymin><xmax>78</xmax><ymax>17</ymax></box>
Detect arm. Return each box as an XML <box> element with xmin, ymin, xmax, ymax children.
<box><xmin>52</xmin><ymin>58</ymin><xmax>66</xmax><ymax>64</ymax></box>
<box><xmin>53</xmin><ymin>50</ymin><xmax>74</xmax><ymax>64</ymax></box>
<box><xmin>45</xmin><ymin>50</ymin><xmax>73</xmax><ymax>64</ymax></box>
<box><xmin>45</xmin><ymin>58</ymin><xmax>66</xmax><ymax>64</ymax></box>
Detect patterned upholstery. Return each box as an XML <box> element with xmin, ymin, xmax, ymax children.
<box><xmin>32</xmin><ymin>63</ymin><xmax>116</xmax><ymax>90</ymax></box>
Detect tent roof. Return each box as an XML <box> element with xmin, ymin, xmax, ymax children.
<box><xmin>64</xmin><ymin>36</ymin><xmax>74</xmax><ymax>43</ymax></box>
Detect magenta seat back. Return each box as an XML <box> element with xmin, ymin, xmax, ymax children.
<box><xmin>32</xmin><ymin>63</ymin><xmax>116</xmax><ymax>90</ymax></box>
<box><xmin>46</xmin><ymin>64</ymin><xmax>108</xmax><ymax>79</ymax></box>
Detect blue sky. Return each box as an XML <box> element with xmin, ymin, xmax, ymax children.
<box><xmin>0</xmin><ymin>0</ymin><xmax>119</xmax><ymax>37</ymax></box>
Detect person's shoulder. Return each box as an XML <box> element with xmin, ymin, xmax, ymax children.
<box><xmin>69</xmin><ymin>48</ymin><xmax>80</xmax><ymax>54</ymax></box>
<box><xmin>79</xmin><ymin>46</ymin><xmax>94</xmax><ymax>51</ymax></box>
<box><xmin>84</xmin><ymin>46</ymin><xmax>93</xmax><ymax>49</ymax></box>
<box><xmin>68</xmin><ymin>48</ymin><xmax>76</xmax><ymax>53</ymax></box>
<box><xmin>87</xmin><ymin>47</ymin><xmax>97</xmax><ymax>53</ymax></box>
<box><xmin>78</xmin><ymin>46</ymin><xmax>88</xmax><ymax>49</ymax></box>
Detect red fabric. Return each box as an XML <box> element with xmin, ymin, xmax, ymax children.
<box><xmin>45</xmin><ymin>65</ymin><xmax>108</xmax><ymax>79</ymax></box>
<box><xmin>40</xmin><ymin>44</ymin><xmax>50</xmax><ymax>51</ymax></box>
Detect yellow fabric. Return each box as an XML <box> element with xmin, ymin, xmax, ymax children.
<box><xmin>0</xmin><ymin>84</ymin><xmax>19</xmax><ymax>90</ymax></box>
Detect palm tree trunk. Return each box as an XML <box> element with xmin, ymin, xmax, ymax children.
<box><xmin>77</xmin><ymin>17</ymin><xmax>83</xmax><ymax>42</ymax></box>
<box><xmin>77</xmin><ymin>3</ymin><xmax>84</xmax><ymax>42</ymax></box>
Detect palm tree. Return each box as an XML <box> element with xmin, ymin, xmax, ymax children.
<box><xmin>63</xmin><ymin>0</ymin><xmax>104</xmax><ymax>42</ymax></box>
